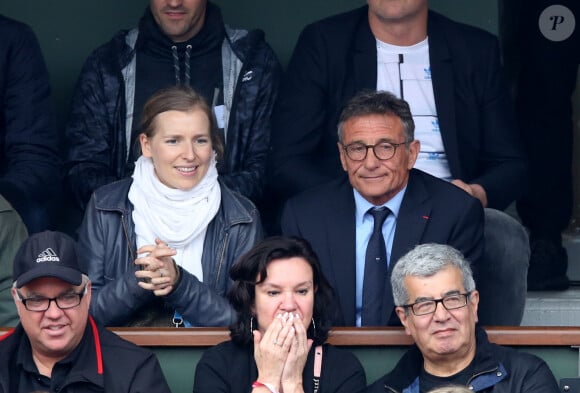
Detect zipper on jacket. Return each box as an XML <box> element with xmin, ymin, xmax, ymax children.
<box><xmin>466</xmin><ymin>364</ymin><xmax>500</xmax><ymax>388</ymax></box>
<box><xmin>214</xmin><ymin>231</ymin><xmax>229</xmax><ymax>286</ymax></box>
<box><xmin>121</xmin><ymin>213</ymin><xmax>136</xmax><ymax>263</ymax></box>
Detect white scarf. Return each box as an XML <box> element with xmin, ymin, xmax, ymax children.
<box><xmin>128</xmin><ymin>155</ymin><xmax>221</xmax><ymax>280</ymax></box>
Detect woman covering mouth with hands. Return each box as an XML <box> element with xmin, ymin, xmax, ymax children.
<box><xmin>76</xmin><ymin>86</ymin><xmax>262</xmax><ymax>327</ymax></box>
<box><xmin>193</xmin><ymin>236</ymin><xmax>366</xmax><ymax>393</ymax></box>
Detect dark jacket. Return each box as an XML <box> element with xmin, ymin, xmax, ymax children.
<box><xmin>194</xmin><ymin>340</ymin><xmax>366</xmax><ymax>393</ymax></box>
<box><xmin>270</xmin><ymin>6</ymin><xmax>526</xmax><ymax>210</ymax></box>
<box><xmin>77</xmin><ymin>178</ymin><xmax>263</xmax><ymax>327</ymax></box>
<box><xmin>0</xmin><ymin>15</ymin><xmax>61</xmax><ymax>231</ymax></box>
<box><xmin>66</xmin><ymin>4</ymin><xmax>280</xmax><ymax>209</ymax></box>
<box><xmin>0</xmin><ymin>317</ymin><xmax>171</xmax><ymax>393</ymax></box>
<box><xmin>367</xmin><ymin>327</ymin><xmax>560</xmax><ymax>393</ymax></box>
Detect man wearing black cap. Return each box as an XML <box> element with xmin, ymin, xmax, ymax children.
<box><xmin>0</xmin><ymin>231</ymin><xmax>171</xmax><ymax>393</ymax></box>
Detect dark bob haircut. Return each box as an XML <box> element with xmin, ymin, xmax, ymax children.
<box><xmin>228</xmin><ymin>236</ymin><xmax>335</xmax><ymax>346</ymax></box>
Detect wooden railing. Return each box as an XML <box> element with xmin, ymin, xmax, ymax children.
<box><xmin>3</xmin><ymin>326</ymin><xmax>577</xmax><ymax>347</ymax></box>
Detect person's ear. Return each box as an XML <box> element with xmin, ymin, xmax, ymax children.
<box><xmin>140</xmin><ymin>134</ymin><xmax>152</xmax><ymax>158</ymax></box>
<box><xmin>395</xmin><ymin>306</ymin><xmax>412</xmax><ymax>335</ymax></box>
<box><xmin>84</xmin><ymin>281</ymin><xmax>92</xmax><ymax>304</ymax></box>
<box><xmin>406</xmin><ymin>139</ymin><xmax>420</xmax><ymax>169</ymax></box>
<box><xmin>469</xmin><ymin>290</ymin><xmax>479</xmax><ymax>323</ymax></box>
<box><xmin>11</xmin><ymin>287</ymin><xmax>23</xmax><ymax>318</ymax></box>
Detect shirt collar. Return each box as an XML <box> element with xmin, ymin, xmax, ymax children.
<box><xmin>15</xmin><ymin>320</ymin><xmax>104</xmax><ymax>388</ymax></box>
<box><xmin>354</xmin><ymin>185</ymin><xmax>407</xmax><ymax>225</ymax></box>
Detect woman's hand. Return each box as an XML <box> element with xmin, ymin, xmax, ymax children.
<box><xmin>281</xmin><ymin>313</ymin><xmax>312</xmax><ymax>393</ymax></box>
<box><xmin>134</xmin><ymin>238</ymin><xmax>178</xmax><ymax>296</ymax></box>
<box><xmin>253</xmin><ymin>313</ymin><xmax>297</xmax><ymax>392</ymax></box>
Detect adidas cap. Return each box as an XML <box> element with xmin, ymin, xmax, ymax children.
<box><xmin>13</xmin><ymin>231</ymin><xmax>85</xmax><ymax>288</ymax></box>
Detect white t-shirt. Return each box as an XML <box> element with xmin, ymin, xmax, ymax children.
<box><xmin>376</xmin><ymin>37</ymin><xmax>452</xmax><ymax>180</ymax></box>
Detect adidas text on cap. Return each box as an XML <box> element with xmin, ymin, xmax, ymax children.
<box><xmin>13</xmin><ymin>231</ymin><xmax>85</xmax><ymax>288</ymax></box>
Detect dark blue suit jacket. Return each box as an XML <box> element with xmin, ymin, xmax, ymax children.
<box><xmin>270</xmin><ymin>7</ymin><xmax>526</xmax><ymax>210</ymax></box>
<box><xmin>281</xmin><ymin>169</ymin><xmax>484</xmax><ymax>326</ymax></box>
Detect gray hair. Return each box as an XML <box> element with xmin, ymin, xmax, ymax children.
<box><xmin>391</xmin><ymin>244</ymin><xmax>476</xmax><ymax>306</ymax></box>
<box><xmin>337</xmin><ymin>90</ymin><xmax>415</xmax><ymax>143</ymax></box>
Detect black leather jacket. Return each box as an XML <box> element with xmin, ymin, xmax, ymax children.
<box><xmin>77</xmin><ymin>178</ymin><xmax>263</xmax><ymax>327</ymax></box>
<box><xmin>367</xmin><ymin>326</ymin><xmax>560</xmax><ymax>393</ymax></box>
<box><xmin>65</xmin><ymin>4</ymin><xmax>280</xmax><ymax>210</ymax></box>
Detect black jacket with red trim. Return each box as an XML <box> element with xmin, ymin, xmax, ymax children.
<box><xmin>0</xmin><ymin>316</ymin><xmax>171</xmax><ymax>392</ymax></box>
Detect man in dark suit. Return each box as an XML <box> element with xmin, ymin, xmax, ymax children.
<box><xmin>281</xmin><ymin>90</ymin><xmax>484</xmax><ymax>326</ymax></box>
<box><xmin>270</xmin><ymin>1</ymin><xmax>528</xmax><ymax>325</ymax></box>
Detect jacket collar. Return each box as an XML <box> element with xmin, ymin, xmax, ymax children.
<box><xmin>468</xmin><ymin>326</ymin><xmax>508</xmax><ymax>390</ymax></box>
<box><xmin>215</xmin><ymin>182</ymin><xmax>255</xmax><ymax>226</ymax></box>
<box><xmin>382</xmin><ymin>325</ymin><xmax>504</xmax><ymax>392</ymax></box>
<box><xmin>391</xmin><ymin>169</ymin><xmax>432</xmax><ymax>267</ymax></box>
<box><xmin>347</xmin><ymin>6</ymin><xmax>378</xmax><ymax>95</ymax></box>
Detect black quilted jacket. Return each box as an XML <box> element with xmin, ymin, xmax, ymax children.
<box><xmin>65</xmin><ymin>4</ymin><xmax>280</xmax><ymax>210</ymax></box>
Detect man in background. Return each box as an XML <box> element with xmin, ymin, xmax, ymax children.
<box><xmin>66</xmin><ymin>0</ymin><xmax>280</xmax><ymax>214</ymax></box>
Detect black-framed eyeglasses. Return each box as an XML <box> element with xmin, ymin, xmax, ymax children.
<box><xmin>401</xmin><ymin>292</ymin><xmax>472</xmax><ymax>316</ymax></box>
<box><xmin>341</xmin><ymin>141</ymin><xmax>409</xmax><ymax>161</ymax></box>
<box><xmin>16</xmin><ymin>285</ymin><xmax>88</xmax><ymax>312</ymax></box>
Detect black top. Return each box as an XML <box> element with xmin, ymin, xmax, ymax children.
<box><xmin>16</xmin><ymin>326</ymin><xmax>86</xmax><ymax>392</ymax></box>
<box><xmin>419</xmin><ymin>361</ymin><xmax>475</xmax><ymax>393</ymax></box>
<box><xmin>193</xmin><ymin>340</ymin><xmax>366</xmax><ymax>393</ymax></box>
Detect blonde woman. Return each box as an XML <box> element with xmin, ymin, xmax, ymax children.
<box><xmin>78</xmin><ymin>86</ymin><xmax>262</xmax><ymax>327</ymax></box>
